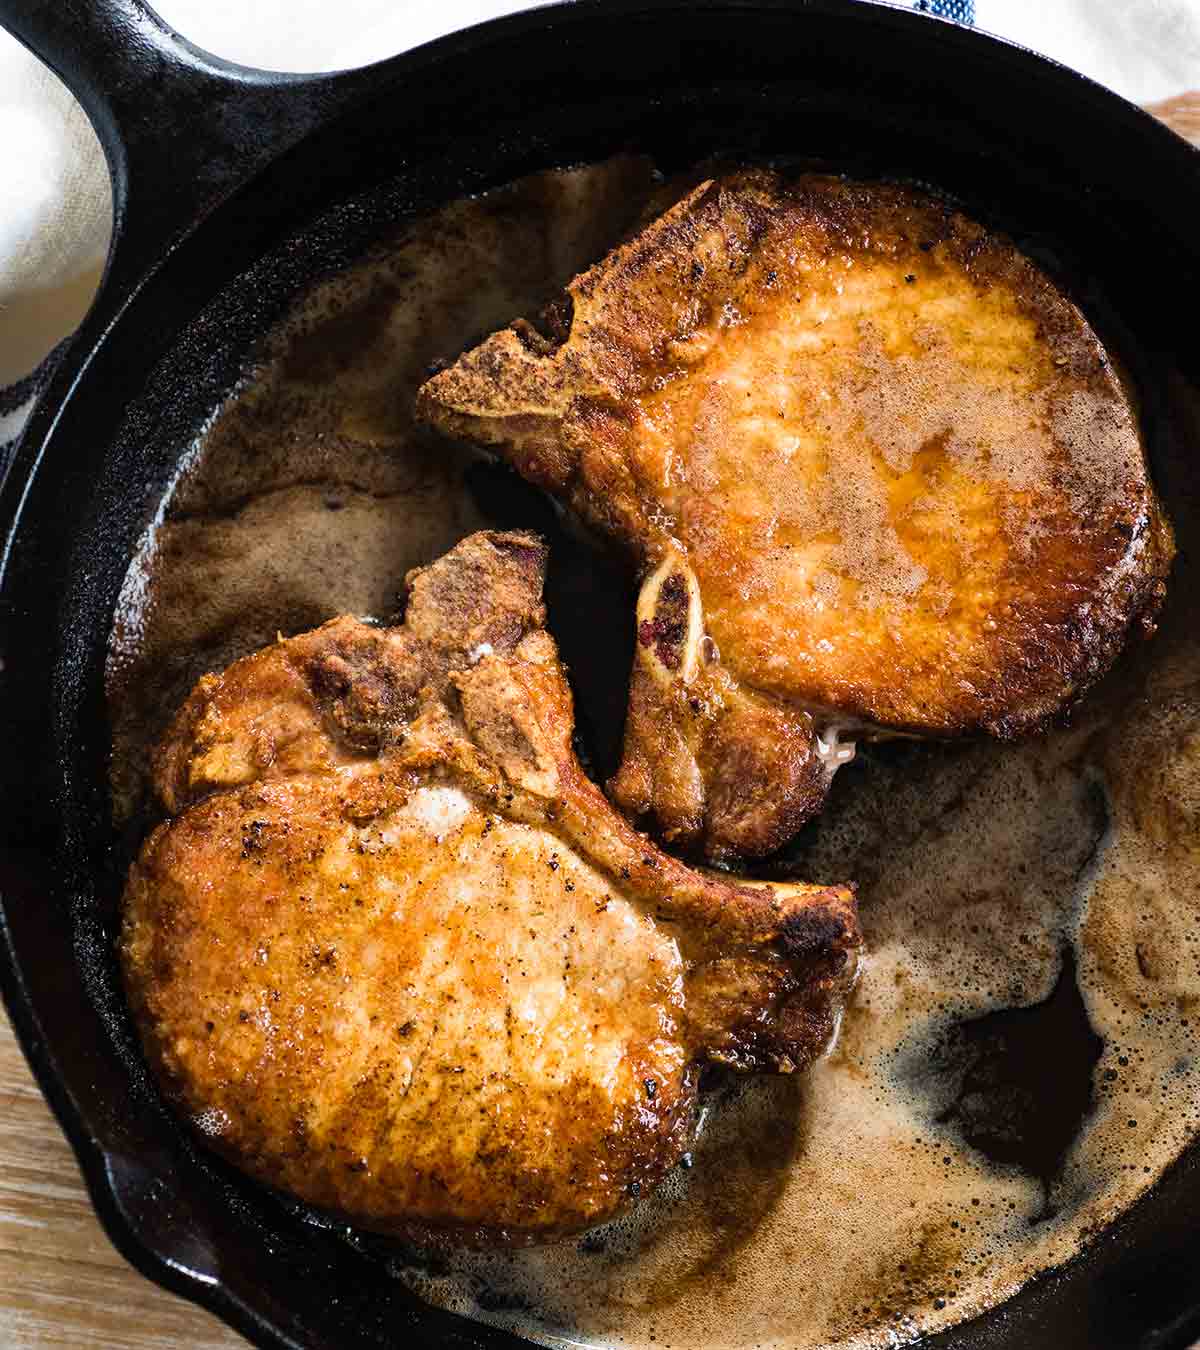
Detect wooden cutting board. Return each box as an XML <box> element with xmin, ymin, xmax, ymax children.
<box><xmin>2</xmin><ymin>93</ymin><xmax>1196</xmax><ymax>1350</ymax></box>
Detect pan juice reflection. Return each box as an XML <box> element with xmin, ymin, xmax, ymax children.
<box><xmin>407</xmin><ymin>670</ymin><xmax>1200</xmax><ymax>1349</ymax></box>
<box><xmin>106</xmin><ymin>160</ymin><xmax>1200</xmax><ymax>1349</ymax></box>
<box><xmin>900</xmin><ymin>946</ymin><xmax>1105</xmax><ymax>1219</ymax></box>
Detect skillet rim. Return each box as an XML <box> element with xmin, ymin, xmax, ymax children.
<box><xmin>2</xmin><ymin>2</ymin><xmax>1200</xmax><ymax>1348</ymax></box>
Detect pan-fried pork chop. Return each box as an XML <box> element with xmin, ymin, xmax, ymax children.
<box><xmin>418</xmin><ymin>171</ymin><xmax>1174</xmax><ymax>860</ymax></box>
<box><xmin>121</xmin><ymin>532</ymin><xmax>860</xmax><ymax>1245</ymax></box>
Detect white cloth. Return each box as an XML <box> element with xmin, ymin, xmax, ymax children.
<box><xmin>981</xmin><ymin>0</ymin><xmax>1200</xmax><ymax>103</ymax></box>
<box><xmin>0</xmin><ymin>0</ymin><xmax>1197</xmax><ymax>396</ymax></box>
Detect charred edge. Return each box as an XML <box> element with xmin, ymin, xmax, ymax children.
<box><xmin>777</xmin><ymin>902</ymin><xmax>855</xmax><ymax>966</ymax></box>
<box><xmin>515</xmin><ymin>293</ymin><xmax>575</xmax><ymax>352</ymax></box>
<box><xmin>489</xmin><ymin>532</ymin><xmax>550</xmax><ymax>577</ymax></box>
<box><xmin>305</xmin><ymin>643</ymin><xmax>419</xmax><ymax>754</ymax></box>
<box><xmin>308</xmin><ymin>650</ymin><xmax>353</xmax><ymax>699</ymax></box>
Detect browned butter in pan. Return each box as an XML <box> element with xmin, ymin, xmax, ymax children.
<box><xmin>108</xmin><ymin>160</ymin><xmax>1200</xmax><ymax>1350</ymax></box>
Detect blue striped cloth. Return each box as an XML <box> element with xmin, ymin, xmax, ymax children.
<box><xmin>916</xmin><ymin>0</ymin><xmax>974</xmax><ymax>19</ymax></box>
<box><xmin>0</xmin><ymin>0</ymin><xmax>974</xmax><ymax>486</ymax></box>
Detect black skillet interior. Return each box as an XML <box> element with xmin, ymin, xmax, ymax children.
<box><xmin>2</xmin><ymin>2</ymin><xmax>1200</xmax><ymax>1347</ymax></box>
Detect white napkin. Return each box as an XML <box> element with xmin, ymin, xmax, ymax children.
<box><xmin>0</xmin><ymin>0</ymin><xmax>1197</xmax><ymax>444</ymax></box>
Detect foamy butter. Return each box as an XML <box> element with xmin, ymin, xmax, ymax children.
<box><xmin>405</xmin><ymin>682</ymin><xmax>1200</xmax><ymax>1350</ymax></box>
<box><xmin>106</xmin><ymin>159</ymin><xmax>1200</xmax><ymax>1350</ymax></box>
<box><xmin>401</xmin><ymin>382</ymin><xmax>1200</xmax><ymax>1349</ymax></box>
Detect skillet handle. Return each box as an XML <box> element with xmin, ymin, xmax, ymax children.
<box><xmin>0</xmin><ymin>0</ymin><xmax>376</xmax><ymax>305</ymax></box>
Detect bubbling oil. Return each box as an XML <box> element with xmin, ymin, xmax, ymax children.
<box><xmin>107</xmin><ymin>161</ymin><xmax>1200</xmax><ymax>1349</ymax></box>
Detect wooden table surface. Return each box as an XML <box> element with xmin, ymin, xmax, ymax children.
<box><xmin>0</xmin><ymin>1029</ymin><xmax>242</xmax><ymax>1349</ymax></box>
<box><xmin>2</xmin><ymin>91</ymin><xmax>1196</xmax><ymax>1350</ymax></box>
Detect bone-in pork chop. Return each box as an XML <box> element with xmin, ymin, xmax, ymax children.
<box><xmin>418</xmin><ymin>171</ymin><xmax>1174</xmax><ymax>860</ymax></box>
<box><xmin>121</xmin><ymin>532</ymin><xmax>860</xmax><ymax>1245</ymax></box>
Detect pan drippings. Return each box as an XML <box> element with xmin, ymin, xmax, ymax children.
<box><xmin>107</xmin><ymin>161</ymin><xmax>1200</xmax><ymax>1349</ymax></box>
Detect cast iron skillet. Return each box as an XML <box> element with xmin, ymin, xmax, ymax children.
<box><xmin>1</xmin><ymin>1</ymin><xmax>1199</xmax><ymax>1346</ymax></box>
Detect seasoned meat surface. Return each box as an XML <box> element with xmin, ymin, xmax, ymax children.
<box><xmin>418</xmin><ymin>172</ymin><xmax>1174</xmax><ymax>860</ymax></box>
<box><xmin>121</xmin><ymin>531</ymin><xmax>860</xmax><ymax>1245</ymax></box>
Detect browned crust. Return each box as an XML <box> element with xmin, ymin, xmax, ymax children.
<box><xmin>609</xmin><ymin>651</ymin><xmax>833</xmax><ymax>862</ymax></box>
<box><xmin>122</xmin><ymin>531</ymin><xmax>860</xmax><ymax>1245</ymax></box>
<box><xmin>418</xmin><ymin>170</ymin><xmax>1176</xmax><ymax>859</ymax></box>
<box><xmin>152</xmin><ymin>530</ymin><xmax>548</xmax><ymax>814</ymax></box>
